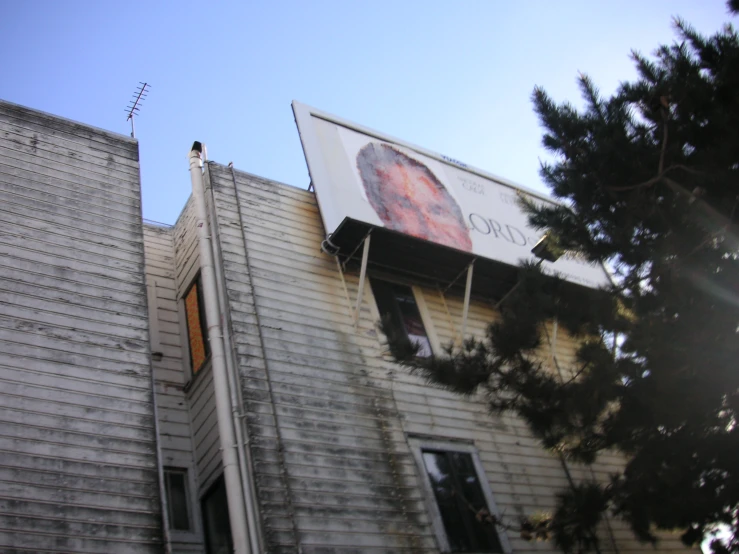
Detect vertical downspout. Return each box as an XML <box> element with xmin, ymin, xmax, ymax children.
<box><xmin>146</xmin><ymin>280</ymin><xmax>172</xmax><ymax>554</ymax></box>
<box><xmin>142</xmin><ymin>171</ymin><xmax>171</xmax><ymax>552</ymax></box>
<box><xmin>150</xmin><ymin>367</ymin><xmax>172</xmax><ymax>554</ymax></box>
<box><xmin>188</xmin><ymin>143</ymin><xmax>251</xmax><ymax>554</ymax></box>
<box><xmin>204</xmin><ymin>163</ymin><xmax>264</xmax><ymax>554</ymax></box>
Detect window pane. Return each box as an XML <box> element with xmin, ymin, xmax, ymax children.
<box><xmin>185</xmin><ymin>282</ymin><xmax>207</xmax><ymax>373</ymax></box>
<box><xmin>393</xmin><ymin>285</ymin><xmax>432</xmax><ymax>357</ymax></box>
<box><xmin>451</xmin><ymin>452</ymin><xmax>487</xmax><ymax>507</ymax></box>
<box><xmin>423</xmin><ymin>451</ymin><xmax>453</xmax><ymax>501</ymax></box>
<box><xmin>423</xmin><ymin>450</ymin><xmax>503</xmax><ymax>553</ymax></box>
<box><xmin>423</xmin><ymin>451</ymin><xmax>475</xmax><ymax>552</ymax></box>
<box><xmin>370</xmin><ymin>279</ymin><xmax>399</xmax><ymax>322</ymax></box>
<box><xmin>371</xmin><ymin>279</ymin><xmax>432</xmax><ymax>357</ymax></box>
<box><xmin>166</xmin><ymin>471</ymin><xmax>190</xmax><ymax>531</ymax></box>
<box><xmin>449</xmin><ymin>453</ymin><xmax>503</xmax><ymax>552</ymax></box>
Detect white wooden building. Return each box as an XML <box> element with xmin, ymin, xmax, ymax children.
<box><xmin>0</xmin><ymin>100</ymin><xmax>164</xmax><ymax>552</ymax></box>
<box><xmin>0</xmin><ymin>99</ymin><xmax>696</xmax><ymax>554</ymax></box>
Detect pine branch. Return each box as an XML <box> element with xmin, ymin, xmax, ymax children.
<box><xmin>382</xmin><ymin>12</ymin><xmax>739</xmax><ymax>552</ymax></box>
<box><xmin>658</xmin><ymin>104</ymin><xmax>669</xmax><ymax>175</ymax></box>
<box><xmin>604</xmin><ymin>164</ymin><xmax>702</xmax><ymax>192</ymax></box>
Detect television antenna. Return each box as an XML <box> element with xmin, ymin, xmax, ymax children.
<box><xmin>125</xmin><ymin>82</ymin><xmax>150</xmax><ymax>138</ymax></box>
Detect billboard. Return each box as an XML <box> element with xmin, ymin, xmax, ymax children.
<box><xmin>293</xmin><ymin>102</ymin><xmax>610</xmax><ymax>289</ymax></box>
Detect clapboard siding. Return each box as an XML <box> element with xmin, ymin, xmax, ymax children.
<box><xmin>189</xmin><ymin>364</ymin><xmax>221</xmax><ymax>491</ymax></box>
<box><xmin>0</xmin><ymin>100</ymin><xmax>163</xmax><ymax>552</ymax></box>
<box><xmin>143</xmin><ymin>222</ymin><xmax>205</xmax><ymax>553</ymax></box>
<box><xmin>208</xmin><ymin>164</ymin><xmax>427</xmax><ymax>553</ymax></box>
<box><xmin>0</xmin><ymin>103</ymin><xmax>141</xmax><ymax>158</ymax></box>
<box><xmin>201</xmin><ymin>161</ymin><xmax>696</xmax><ymax>554</ymax></box>
<box><xmin>173</xmin><ymin>197</ymin><xmax>201</xmax><ymax>297</ymax></box>
<box><xmin>206</xmin><ymin>165</ymin><xmax>300</xmax><ymax>552</ymax></box>
<box><xmin>172</xmin><ymin>196</ymin><xmax>222</xmax><ymax>498</ymax></box>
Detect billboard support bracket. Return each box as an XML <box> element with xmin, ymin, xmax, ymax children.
<box><xmin>334</xmin><ymin>257</ymin><xmax>355</xmax><ymax>324</ymax></box>
<box><xmin>443</xmin><ymin>257</ymin><xmax>476</xmax><ymax>294</ymax></box>
<box><xmin>353</xmin><ymin>232</ymin><xmax>372</xmax><ymax>328</ymax></box>
<box><xmin>460</xmin><ymin>261</ymin><xmax>475</xmax><ymax>339</ymax></box>
<box><xmin>341</xmin><ymin>229</ymin><xmax>372</xmax><ymax>272</ymax></box>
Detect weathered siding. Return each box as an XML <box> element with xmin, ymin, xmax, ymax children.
<box><xmin>172</xmin><ymin>196</ymin><xmax>221</xmax><ymax>494</ymax></box>
<box><xmin>144</xmin><ymin>223</ymin><xmax>205</xmax><ymax>553</ymax></box>
<box><xmin>209</xmin><ymin>163</ymin><xmax>433</xmax><ymax>553</ymax></box>
<box><xmin>205</xmin><ymin>160</ymin><xmax>695</xmax><ymax>554</ymax></box>
<box><xmin>0</xmin><ymin>101</ymin><xmax>163</xmax><ymax>552</ymax></box>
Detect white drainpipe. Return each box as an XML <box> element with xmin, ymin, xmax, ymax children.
<box><xmin>188</xmin><ymin>142</ymin><xmax>251</xmax><ymax>554</ymax></box>
<box><xmin>204</xmin><ymin>165</ymin><xmax>264</xmax><ymax>554</ymax></box>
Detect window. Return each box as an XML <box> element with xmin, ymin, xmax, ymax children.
<box><xmin>409</xmin><ymin>439</ymin><xmax>508</xmax><ymax>553</ymax></box>
<box><xmin>201</xmin><ymin>476</ymin><xmax>233</xmax><ymax>554</ymax></box>
<box><xmin>184</xmin><ymin>275</ymin><xmax>209</xmax><ymax>374</ymax></box>
<box><xmin>164</xmin><ymin>468</ymin><xmax>191</xmax><ymax>531</ymax></box>
<box><xmin>370</xmin><ymin>278</ymin><xmax>432</xmax><ymax>357</ymax></box>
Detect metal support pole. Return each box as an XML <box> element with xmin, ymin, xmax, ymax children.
<box><xmin>335</xmin><ymin>257</ymin><xmax>354</xmax><ymax>322</ymax></box>
<box><xmin>354</xmin><ymin>234</ymin><xmax>371</xmax><ymax>327</ymax></box>
<box><xmin>460</xmin><ymin>261</ymin><xmax>474</xmax><ymax>340</ymax></box>
<box><xmin>443</xmin><ymin>258</ymin><xmax>475</xmax><ymax>294</ymax></box>
<box><xmin>341</xmin><ymin>229</ymin><xmax>372</xmax><ymax>272</ymax></box>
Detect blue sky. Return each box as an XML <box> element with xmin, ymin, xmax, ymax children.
<box><xmin>1</xmin><ymin>1</ymin><xmax>733</xmax><ymax>224</ymax></box>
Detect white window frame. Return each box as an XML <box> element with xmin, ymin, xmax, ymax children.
<box><xmin>407</xmin><ymin>437</ymin><xmax>513</xmax><ymax>554</ymax></box>
<box><xmin>163</xmin><ymin>465</ymin><xmax>203</xmax><ymax>544</ymax></box>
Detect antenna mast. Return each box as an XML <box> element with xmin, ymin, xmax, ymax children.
<box><xmin>125</xmin><ymin>82</ymin><xmax>150</xmax><ymax>138</ymax></box>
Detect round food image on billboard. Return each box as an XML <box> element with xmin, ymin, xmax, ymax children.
<box><xmin>355</xmin><ymin>142</ymin><xmax>472</xmax><ymax>252</ymax></box>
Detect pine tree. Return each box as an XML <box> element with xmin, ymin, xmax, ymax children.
<box><xmin>386</xmin><ymin>7</ymin><xmax>739</xmax><ymax>553</ymax></box>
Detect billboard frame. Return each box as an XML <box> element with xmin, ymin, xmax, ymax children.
<box><xmin>292</xmin><ymin>101</ymin><xmax>560</xmax><ymax>228</ymax></box>
<box><xmin>292</xmin><ymin>100</ymin><xmax>611</xmax><ymax>292</ymax></box>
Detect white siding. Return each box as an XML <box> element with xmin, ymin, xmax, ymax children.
<box><xmin>144</xmin><ymin>223</ymin><xmax>205</xmax><ymax>553</ymax></box>
<box><xmin>0</xmin><ymin>101</ymin><xmax>163</xmax><ymax>553</ymax></box>
<box><xmin>172</xmin><ymin>196</ymin><xmax>221</xmax><ymax>494</ymax></box>
<box><xmin>209</xmin><ymin>164</ymin><xmax>433</xmax><ymax>553</ymax></box>
<box><xmin>205</xmin><ymin>161</ymin><xmax>696</xmax><ymax>554</ymax></box>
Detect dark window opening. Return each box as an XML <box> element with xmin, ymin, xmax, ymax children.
<box><xmin>422</xmin><ymin>450</ymin><xmax>503</xmax><ymax>553</ymax></box>
<box><xmin>370</xmin><ymin>278</ymin><xmax>432</xmax><ymax>357</ymax></box>
<box><xmin>202</xmin><ymin>476</ymin><xmax>233</xmax><ymax>554</ymax></box>
<box><xmin>164</xmin><ymin>468</ymin><xmax>191</xmax><ymax>531</ymax></box>
<box><xmin>184</xmin><ymin>275</ymin><xmax>210</xmax><ymax>374</ymax></box>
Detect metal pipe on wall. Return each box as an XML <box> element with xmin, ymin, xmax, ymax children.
<box><xmin>205</xmin><ymin>164</ymin><xmax>264</xmax><ymax>554</ymax></box>
<box><xmin>146</xmin><ymin>281</ymin><xmax>172</xmax><ymax>554</ymax></box>
<box><xmin>188</xmin><ymin>143</ymin><xmax>251</xmax><ymax>554</ymax></box>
